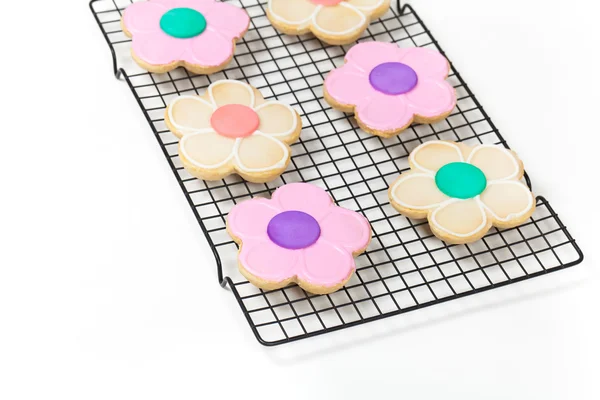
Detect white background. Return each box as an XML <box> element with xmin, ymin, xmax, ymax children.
<box><xmin>1</xmin><ymin>0</ymin><xmax>599</xmax><ymax>398</ymax></box>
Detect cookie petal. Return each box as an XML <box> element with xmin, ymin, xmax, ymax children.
<box><xmin>228</xmin><ymin>198</ymin><xmax>281</xmax><ymax>239</ymax></box>
<box><xmin>430</xmin><ymin>198</ymin><xmax>488</xmax><ymax>239</ymax></box>
<box><xmin>346</xmin><ymin>0</ymin><xmax>387</xmax><ymax>13</ymax></box>
<box><xmin>122</xmin><ymin>1</ymin><xmax>167</xmax><ymax>34</ymax></box>
<box><xmin>255</xmin><ymin>102</ymin><xmax>299</xmax><ymax>141</ymax></box>
<box><xmin>409</xmin><ymin>141</ymin><xmax>464</xmax><ymax>174</ymax></box>
<box><xmin>313</xmin><ymin>2</ymin><xmax>367</xmax><ymax>37</ymax></box>
<box><xmin>268</xmin><ymin>0</ymin><xmax>318</xmax><ymax>26</ymax></box>
<box><xmin>467</xmin><ymin>145</ymin><xmax>521</xmax><ymax>182</ymax></box>
<box><xmin>188</xmin><ymin>29</ymin><xmax>234</xmax><ymax>67</ymax></box>
<box><xmin>480</xmin><ymin>181</ymin><xmax>535</xmax><ymax>223</ymax></box>
<box><xmin>205</xmin><ymin>1</ymin><xmax>250</xmax><ymax>39</ymax></box>
<box><xmin>168</xmin><ymin>96</ymin><xmax>216</xmax><ymax>136</ymax></box>
<box><xmin>234</xmin><ymin>133</ymin><xmax>289</xmax><ymax>173</ymax></box>
<box><xmin>152</xmin><ymin>0</ymin><xmax>214</xmax><ymax>13</ymax></box>
<box><xmin>208</xmin><ymin>80</ymin><xmax>255</xmax><ymax>108</ymax></box>
<box><xmin>399</xmin><ymin>47</ymin><xmax>450</xmax><ymax>81</ymax></box>
<box><xmin>131</xmin><ymin>32</ymin><xmax>187</xmax><ymax>65</ymax></box>
<box><xmin>405</xmin><ymin>79</ymin><xmax>456</xmax><ymax>119</ymax></box>
<box><xmin>324</xmin><ymin>63</ymin><xmax>372</xmax><ymax>107</ymax></box>
<box><xmin>272</xmin><ymin>183</ymin><xmax>333</xmax><ymax>221</ymax></box>
<box><xmin>389</xmin><ymin>172</ymin><xmax>449</xmax><ymax>210</ymax></box>
<box><xmin>179</xmin><ymin>131</ymin><xmax>236</xmax><ymax>169</ymax></box>
<box><xmin>355</xmin><ymin>92</ymin><xmax>413</xmax><ymax>133</ymax></box>
<box><xmin>297</xmin><ymin>240</ymin><xmax>355</xmax><ymax>288</ymax></box>
<box><xmin>319</xmin><ymin>207</ymin><xmax>371</xmax><ymax>253</ymax></box>
<box><xmin>239</xmin><ymin>238</ymin><xmax>299</xmax><ymax>283</ymax></box>
<box><xmin>344</xmin><ymin>42</ymin><xmax>403</xmax><ymax>73</ymax></box>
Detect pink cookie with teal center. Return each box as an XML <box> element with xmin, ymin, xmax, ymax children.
<box><xmin>227</xmin><ymin>183</ymin><xmax>372</xmax><ymax>294</ymax></box>
<box><xmin>121</xmin><ymin>0</ymin><xmax>250</xmax><ymax>74</ymax></box>
<box><xmin>324</xmin><ymin>42</ymin><xmax>457</xmax><ymax>138</ymax></box>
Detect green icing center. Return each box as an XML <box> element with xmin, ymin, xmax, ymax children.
<box><xmin>435</xmin><ymin>162</ymin><xmax>487</xmax><ymax>199</ymax></box>
<box><xmin>160</xmin><ymin>8</ymin><xmax>207</xmax><ymax>39</ymax></box>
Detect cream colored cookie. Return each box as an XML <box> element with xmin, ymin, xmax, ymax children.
<box><xmin>324</xmin><ymin>42</ymin><xmax>457</xmax><ymax>138</ymax></box>
<box><xmin>165</xmin><ymin>80</ymin><xmax>302</xmax><ymax>183</ymax></box>
<box><xmin>267</xmin><ymin>0</ymin><xmax>391</xmax><ymax>46</ymax></box>
<box><xmin>121</xmin><ymin>0</ymin><xmax>249</xmax><ymax>75</ymax></box>
<box><xmin>226</xmin><ymin>183</ymin><xmax>372</xmax><ymax>295</ymax></box>
<box><xmin>388</xmin><ymin>141</ymin><xmax>536</xmax><ymax>244</ymax></box>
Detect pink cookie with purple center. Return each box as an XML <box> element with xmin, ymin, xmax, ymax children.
<box><xmin>121</xmin><ymin>0</ymin><xmax>250</xmax><ymax>74</ymax></box>
<box><xmin>324</xmin><ymin>42</ymin><xmax>457</xmax><ymax>138</ymax></box>
<box><xmin>227</xmin><ymin>183</ymin><xmax>372</xmax><ymax>294</ymax></box>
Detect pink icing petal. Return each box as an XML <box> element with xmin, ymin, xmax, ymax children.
<box><xmin>187</xmin><ymin>28</ymin><xmax>234</xmax><ymax>67</ymax></box>
<box><xmin>239</xmin><ymin>238</ymin><xmax>300</xmax><ymax>283</ymax></box>
<box><xmin>272</xmin><ymin>183</ymin><xmax>333</xmax><ymax>221</ymax></box>
<box><xmin>345</xmin><ymin>42</ymin><xmax>403</xmax><ymax>73</ymax></box>
<box><xmin>227</xmin><ymin>198</ymin><xmax>281</xmax><ymax>240</ymax></box>
<box><xmin>319</xmin><ymin>207</ymin><xmax>371</xmax><ymax>253</ymax></box>
<box><xmin>151</xmin><ymin>0</ymin><xmax>215</xmax><ymax>14</ymax></box>
<box><xmin>205</xmin><ymin>1</ymin><xmax>250</xmax><ymax>40</ymax></box>
<box><xmin>131</xmin><ymin>31</ymin><xmax>188</xmax><ymax>65</ymax></box>
<box><xmin>122</xmin><ymin>1</ymin><xmax>168</xmax><ymax>34</ymax></box>
<box><xmin>297</xmin><ymin>240</ymin><xmax>354</xmax><ymax>287</ymax></box>
<box><xmin>355</xmin><ymin>92</ymin><xmax>413</xmax><ymax>132</ymax></box>
<box><xmin>324</xmin><ymin>63</ymin><xmax>373</xmax><ymax>107</ymax></box>
<box><xmin>405</xmin><ymin>78</ymin><xmax>456</xmax><ymax>118</ymax></box>
<box><xmin>398</xmin><ymin>47</ymin><xmax>450</xmax><ymax>81</ymax></box>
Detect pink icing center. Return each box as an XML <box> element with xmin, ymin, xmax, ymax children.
<box><xmin>210</xmin><ymin>104</ymin><xmax>259</xmax><ymax>138</ymax></box>
<box><xmin>310</xmin><ymin>0</ymin><xmax>344</xmax><ymax>5</ymax></box>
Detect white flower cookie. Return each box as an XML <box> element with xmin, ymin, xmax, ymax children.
<box><xmin>267</xmin><ymin>0</ymin><xmax>391</xmax><ymax>45</ymax></box>
<box><xmin>388</xmin><ymin>141</ymin><xmax>536</xmax><ymax>244</ymax></box>
<box><xmin>165</xmin><ymin>80</ymin><xmax>302</xmax><ymax>183</ymax></box>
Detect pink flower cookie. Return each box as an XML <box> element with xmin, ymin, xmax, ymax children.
<box><xmin>227</xmin><ymin>183</ymin><xmax>372</xmax><ymax>294</ymax></box>
<box><xmin>121</xmin><ymin>0</ymin><xmax>250</xmax><ymax>74</ymax></box>
<box><xmin>267</xmin><ymin>0</ymin><xmax>391</xmax><ymax>45</ymax></box>
<box><xmin>324</xmin><ymin>42</ymin><xmax>457</xmax><ymax>138</ymax></box>
<box><xmin>388</xmin><ymin>141</ymin><xmax>536</xmax><ymax>244</ymax></box>
<box><xmin>165</xmin><ymin>80</ymin><xmax>302</xmax><ymax>183</ymax></box>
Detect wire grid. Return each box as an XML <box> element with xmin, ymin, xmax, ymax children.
<box><xmin>91</xmin><ymin>0</ymin><xmax>584</xmax><ymax>346</ymax></box>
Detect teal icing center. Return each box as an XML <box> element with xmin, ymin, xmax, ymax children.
<box><xmin>435</xmin><ymin>162</ymin><xmax>487</xmax><ymax>199</ymax></box>
<box><xmin>160</xmin><ymin>8</ymin><xmax>207</xmax><ymax>39</ymax></box>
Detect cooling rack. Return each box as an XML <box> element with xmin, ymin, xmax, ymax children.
<box><xmin>90</xmin><ymin>0</ymin><xmax>584</xmax><ymax>345</ymax></box>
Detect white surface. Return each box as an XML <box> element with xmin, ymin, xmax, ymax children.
<box><xmin>1</xmin><ymin>0</ymin><xmax>599</xmax><ymax>398</ymax></box>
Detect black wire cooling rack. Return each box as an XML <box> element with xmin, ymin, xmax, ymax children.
<box><xmin>91</xmin><ymin>0</ymin><xmax>584</xmax><ymax>346</ymax></box>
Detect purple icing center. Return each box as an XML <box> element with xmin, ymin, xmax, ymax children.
<box><xmin>369</xmin><ymin>62</ymin><xmax>418</xmax><ymax>95</ymax></box>
<box><xmin>267</xmin><ymin>211</ymin><xmax>321</xmax><ymax>250</ymax></box>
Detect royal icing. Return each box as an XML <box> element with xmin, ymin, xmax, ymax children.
<box><xmin>167</xmin><ymin>80</ymin><xmax>300</xmax><ymax>177</ymax></box>
<box><xmin>324</xmin><ymin>42</ymin><xmax>456</xmax><ymax>134</ymax></box>
<box><xmin>267</xmin><ymin>0</ymin><xmax>388</xmax><ymax>40</ymax></box>
<box><xmin>227</xmin><ymin>183</ymin><xmax>371</xmax><ymax>291</ymax></box>
<box><xmin>122</xmin><ymin>0</ymin><xmax>249</xmax><ymax>69</ymax></box>
<box><xmin>389</xmin><ymin>141</ymin><xmax>535</xmax><ymax>242</ymax></box>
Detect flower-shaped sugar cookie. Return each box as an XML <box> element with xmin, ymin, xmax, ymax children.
<box><xmin>324</xmin><ymin>42</ymin><xmax>456</xmax><ymax>138</ymax></box>
<box><xmin>166</xmin><ymin>80</ymin><xmax>302</xmax><ymax>183</ymax></box>
<box><xmin>227</xmin><ymin>183</ymin><xmax>372</xmax><ymax>294</ymax></box>
<box><xmin>388</xmin><ymin>141</ymin><xmax>536</xmax><ymax>244</ymax></box>
<box><xmin>267</xmin><ymin>0</ymin><xmax>391</xmax><ymax>45</ymax></box>
<box><xmin>122</xmin><ymin>0</ymin><xmax>249</xmax><ymax>74</ymax></box>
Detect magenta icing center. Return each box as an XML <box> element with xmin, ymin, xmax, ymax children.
<box><xmin>267</xmin><ymin>211</ymin><xmax>321</xmax><ymax>250</ymax></box>
<box><xmin>369</xmin><ymin>62</ymin><xmax>418</xmax><ymax>95</ymax></box>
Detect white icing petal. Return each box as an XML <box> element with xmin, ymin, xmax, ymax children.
<box><xmin>430</xmin><ymin>198</ymin><xmax>488</xmax><ymax>238</ymax></box>
<box><xmin>208</xmin><ymin>80</ymin><xmax>255</xmax><ymax>108</ymax></box>
<box><xmin>410</xmin><ymin>141</ymin><xmax>464</xmax><ymax>174</ymax></box>
<box><xmin>268</xmin><ymin>0</ymin><xmax>318</xmax><ymax>26</ymax></box>
<box><xmin>179</xmin><ymin>131</ymin><xmax>236</xmax><ymax>169</ymax></box>
<box><xmin>390</xmin><ymin>172</ymin><xmax>449</xmax><ymax>210</ymax></box>
<box><xmin>312</xmin><ymin>2</ymin><xmax>367</xmax><ymax>36</ymax></box>
<box><xmin>467</xmin><ymin>145</ymin><xmax>520</xmax><ymax>182</ymax></box>
<box><xmin>480</xmin><ymin>181</ymin><xmax>534</xmax><ymax>223</ymax></box>
<box><xmin>234</xmin><ymin>133</ymin><xmax>289</xmax><ymax>173</ymax></box>
<box><xmin>168</xmin><ymin>96</ymin><xmax>216</xmax><ymax>136</ymax></box>
<box><xmin>254</xmin><ymin>101</ymin><xmax>298</xmax><ymax>140</ymax></box>
<box><xmin>346</xmin><ymin>0</ymin><xmax>386</xmax><ymax>13</ymax></box>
